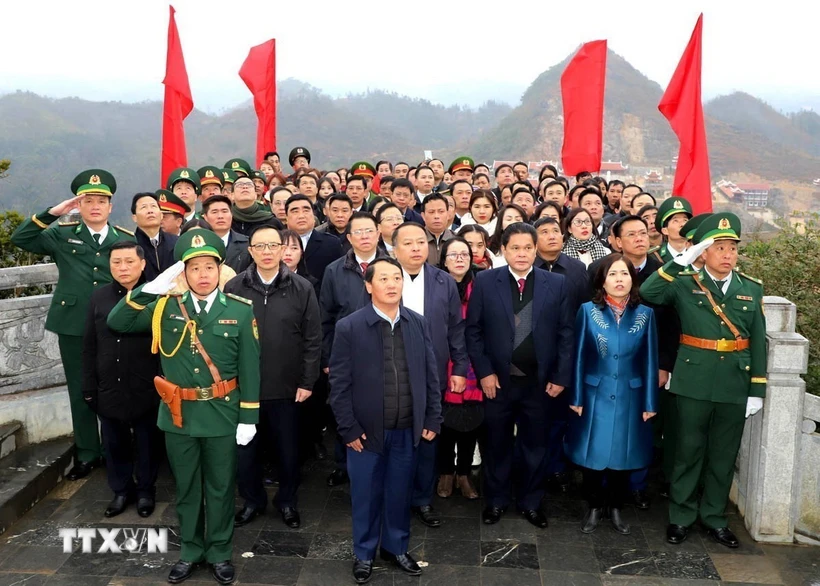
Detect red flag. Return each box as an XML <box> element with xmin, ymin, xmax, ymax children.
<box><xmin>160</xmin><ymin>5</ymin><xmax>193</xmax><ymax>186</ymax></box>
<box><xmin>239</xmin><ymin>39</ymin><xmax>277</xmax><ymax>167</ymax></box>
<box><xmin>561</xmin><ymin>40</ymin><xmax>607</xmax><ymax>177</ymax></box>
<box><xmin>659</xmin><ymin>14</ymin><xmax>712</xmax><ymax>214</ymax></box>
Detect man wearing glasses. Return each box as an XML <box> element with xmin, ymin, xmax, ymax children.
<box><xmin>227</xmin><ymin>226</ymin><xmax>321</xmax><ymax>530</ymax></box>
<box><xmin>231</xmin><ymin>177</ymin><xmax>282</xmax><ymax>237</ymax></box>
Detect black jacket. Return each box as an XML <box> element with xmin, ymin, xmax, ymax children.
<box><xmin>224</xmin><ymin>230</ymin><xmax>252</xmax><ymax>274</ymax></box>
<box><xmin>82</xmin><ymin>280</ymin><xmax>160</xmax><ymax>420</ymax></box>
<box><xmin>231</xmin><ymin>215</ymin><xmax>283</xmax><ymax>237</ymax></box>
<box><xmin>304</xmin><ymin>229</ymin><xmax>345</xmax><ymax>292</ymax></box>
<box><xmin>225</xmin><ymin>263</ymin><xmax>321</xmax><ymax>400</ymax></box>
<box><xmin>536</xmin><ymin>252</ymin><xmax>591</xmax><ymax>312</ymax></box>
<box><xmin>135</xmin><ymin>228</ymin><xmax>177</xmax><ymax>282</ymax></box>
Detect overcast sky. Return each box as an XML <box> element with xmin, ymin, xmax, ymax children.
<box><xmin>1</xmin><ymin>0</ymin><xmax>818</xmax><ymax>113</ymax></box>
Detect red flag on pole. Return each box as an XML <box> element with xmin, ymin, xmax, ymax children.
<box><xmin>239</xmin><ymin>39</ymin><xmax>277</xmax><ymax>167</ymax></box>
<box><xmin>160</xmin><ymin>5</ymin><xmax>193</xmax><ymax>186</ymax></box>
<box><xmin>561</xmin><ymin>40</ymin><xmax>607</xmax><ymax>177</ymax></box>
<box><xmin>659</xmin><ymin>14</ymin><xmax>712</xmax><ymax>214</ymax></box>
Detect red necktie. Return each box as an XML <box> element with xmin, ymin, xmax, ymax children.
<box><xmin>360</xmin><ymin>262</ymin><xmax>369</xmax><ymax>273</ymax></box>
<box><xmin>517</xmin><ymin>278</ymin><xmax>526</xmax><ymax>294</ymax></box>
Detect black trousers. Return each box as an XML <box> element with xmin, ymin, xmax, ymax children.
<box><xmin>582</xmin><ymin>468</ymin><xmax>632</xmax><ymax>509</ymax></box>
<box><xmin>299</xmin><ymin>372</ymin><xmax>329</xmax><ymax>458</ymax></box>
<box><xmin>238</xmin><ymin>399</ymin><xmax>300</xmax><ymax>509</ymax></box>
<box><xmin>99</xmin><ymin>409</ymin><xmax>163</xmax><ymax>499</ymax></box>
<box><xmin>437</xmin><ymin>426</ymin><xmax>479</xmax><ymax>476</ymax></box>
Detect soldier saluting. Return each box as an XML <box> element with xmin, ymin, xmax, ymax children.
<box><xmin>108</xmin><ymin>228</ymin><xmax>260</xmax><ymax>585</ymax></box>
<box><xmin>11</xmin><ymin>169</ymin><xmax>134</xmax><ymax>480</ymax></box>
<box><xmin>640</xmin><ymin>212</ymin><xmax>766</xmax><ymax>549</ymax></box>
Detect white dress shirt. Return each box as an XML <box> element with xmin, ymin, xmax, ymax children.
<box><xmin>192</xmin><ymin>288</ymin><xmax>219</xmax><ymax>313</ymax></box>
<box><xmin>88</xmin><ymin>224</ymin><xmax>109</xmax><ymax>244</ymax></box>
<box><xmin>401</xmin><ymin>267</ymin><xmax>425</xmax><ymax>316</ymax></box>
<box><xmin>703</xmin><ymin>267</ymin><xmax>732</xmax><ymax>295</ymax></box>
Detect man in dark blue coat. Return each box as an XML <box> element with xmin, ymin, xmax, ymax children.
<box><xmin>466</xmin><ymin>223</ymin><xmax>574</xmax><ymax>528</ymax></box>
<box><xmin>286</xmin><ymin>195</ymin><xmax>345</xmax><ymax>291</ymax></box>
<box><xmin>392</xmin><ymin>222</ymin><xmax>468</xmax><ymax>528</ymax></box>
<box><xmin>329</xmin><ymin>258</ymin><xmax>442</xmax><ymax>584</ymax></box>
<box><xmin>131</xmin><ymin>192</ymin><xmax>178</xmax><ymax>281</ymax></box>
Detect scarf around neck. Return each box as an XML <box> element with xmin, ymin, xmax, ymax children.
<box><xmin>605</xmin><ymin>294</ymin><xmax>629</xmax><ymax>324</ymax></box>
<box><xmin>232</xmin><ymin>201</ymin><xmax>273</xmax><ymax>223</ymax></box>
<box><xmin>562</xmin><ymin>235</ymin><xmax>609</xmax><ymax>262</ymax></box>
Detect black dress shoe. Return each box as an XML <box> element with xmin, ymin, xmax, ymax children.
<box><xmin>520</xmin><ymin>508</ymin><xmax>548</xmax><ymax>528</ymax></box>
<box><xmin>314</xmin><ymin>442</ymin><xmax>328</xmax><ymax>460</ymax></box>
<box><xmin>137</xmin><ymin>497</ymin><xmax>155</xmax><ymax>518</ymax></box>
<box><xmin>281</xmin><ymin>507</ymin><xmax>301</xmax><ymax>528</ymax></box>
<box><xmin>609</xmin><ymin>507</ymin><xmax>631</xmax><ymax>535</ymax></box>
<box><xmin>666</xmin><ymin>523</ymin><xmax>689</xmax><ymax>544</ymax></box>
<box><xmin>353</xmin><ymin>557</ymin><xmax>373</xmax><ymax>584</ymax></box>
<box><xmin>482</xmin><ymin>505</ymin><xmax>506</xmax><ymax>525</ymax></box>
<box><xmin>327</xmin><ymin>468</ymin><xmax>349</xmax><ymax>487</ymax></box>
<box><xmin>233</xmin><ymin>505</ymin><xmax>262</xmax><ymax>528</ymax></box>
<box><xmin>631</xmin><ymin>490</ymin><xmax>650</xmax><ymax>510</ymax></box>
<box><xmin>581</xmin><ymin>507</ymin><xmax>603</xmax><ymax>533</ymax></box>
<box><xmin>708</xmin><ymin>526</ymin><xmax>739</xmax><ymax>548</ymax></box>
<box><xmin>412</xmin><ymin>505</ymin><xmax>441</xmax><ymax>528</ymax></box>
<box><xmin>66</xmin><ymin>459</ymin><xmax>98</xmax><ymax>481</ymax></box>
<box><xmin>210</xmin><ymin>561</ymin><xmax>235</xmax><ymax>585</ymax></box>
<box><xmin>167</xmin><ymin>560</ymin><xmax>198</xmax><ymax>584</ymax></box>
<box><xmin>380</xmin><ymin>549</ymin><xmax>422</xmax><ymax>576</ymax></box>
<box><xmin>104</xmin><ymin>494</ymin><xmax>134</xmax><ymax>518</ymax></box>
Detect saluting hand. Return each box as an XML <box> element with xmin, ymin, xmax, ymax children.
<box><xmin>50</xmin><ymin>195</ymin><xmax>84</xmax><ymax>217</ymax></box>
<box><xmin>143</xmin><ymin>261</ymin><xmax>185</xmax><ymax>295</ymax></box>
<box><xmin>675</xmin><ymin>238</ymin><xmax>714</xmax><ymax>267</ymax></box>
<box><xmin>295</xmin><ymin>388</ymin><xmax>312</xmax><ymax>402</ymax></box>
<box><xmin>450</xmin><ymin>375</ymin><xmax>466</xmax><ymax>394</ymax></box>
<box><xmin>546</xmin><ymin>382</ymin><xmax>565</xmax><ymax>397</ymax></box>
<box><xmin>347</xmin><ymin>433</ymin><xmax>367</xmax><ymax>452</ymax></box>
<box><xmin>480</xmin><ymin>374</ymin><xmax>501</xmax><ymax>399</ymax></box>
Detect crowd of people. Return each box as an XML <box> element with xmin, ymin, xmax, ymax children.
<box><xmin>11</xmin><ymin>149</ymin><xmax>768</xmax><ymax>585</ymax></box>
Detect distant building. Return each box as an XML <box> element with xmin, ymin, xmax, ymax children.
<box><xmin>716</xmin><ymin>180</ymin><xmax>769</xmax><ymax>209</ymax></box>
<box><xmin>599</xmin><ymin>160</ymin><xmax>629</xmax><ymax>179</ymax></box>
<box><xmin>644</xmin><ymin>170</ymin><xmax>663</xmax><ymax>184</ymax></box>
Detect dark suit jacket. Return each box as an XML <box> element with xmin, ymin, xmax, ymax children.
<box><xmin>304</xmin><ymin>230</ymin><xmax>345</xmax><ymax>289</ymax></box>
<box><xmin>535</xmin><ymin>252</ymin><xmax>590</xmax><ymax>312</ymax></box>
<box><xmin>329</xmin><ymin>305</ymin><xmax>443</xmax><ymax>454</ymax></box>
<box><xmin>135</xmin><ymin>228</ymin><xmax>177</xmax><ymax>282</ymax></box>
<box><xmin>465</xmin><ymin>267</ymin><xmax>574</xmax><ymax>391</ymax></box>
<box><xmin>403</xmin><ymin>207</ymin><xmax>425</xmax><ymax>226</ymax></box>
<box><xmin>224</xmin><ymin>230</ymin><xmax>252</xmax><ymax>274</ymax></box>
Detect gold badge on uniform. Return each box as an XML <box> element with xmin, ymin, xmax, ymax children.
<box><xmin>180</xmin><ymin>170</ymin><xmax>190</xmax><ymax>179</ymax></box>
<box><xmin>222</xmin><ymin>171</ymin><xmax>229</xmax><ymax>180</ymax></box>
<box><xmin>252</xmin><ymin>318</ymin><xmax>258</xmax><ymax>340</ymax></box>
<box><xmin>462</xmin><ymin>159</ymin><xmax>469</xmax><ymax>165</ymax></box>
<box><xmin>89</xmin><ymin>174</ymin><xmax>101</xmax><ymax>185</ymax></box>
<box><xmin>205</xmin><ymin>169</ymin><xmax>215</xmax><ymax>178</ymax></box>
<box><xmin>231</xmin><ymin>162</ymin><xmax>240</xmax><ymax>169</ymax></box>
<box><xmin>191</xmin><ymin>234</ymin><xmax>206</xmax><ymax>248</ymax></box>
<box><xmin>159</xmin><ymin>193</ymin><xmax>168</xmax><ymax>202</ymax></box>
<box><xmin>718</xmin><ymin>218</ymin><xmax>731</xmax><ymax>230</ymax></box>
<box><xmin>359</xmin><ymin>164</ymin><xmax>366</xmax><ymax>171</ymax></box>
<box><xmin>673</xmin><ymin>200</ymin><xmax>684</xmax><ymax>209</ymax></box>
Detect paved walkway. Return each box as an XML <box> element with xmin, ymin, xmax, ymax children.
<box><xmin>1</xmin><ymin>444</ymin><xmax>818</xmax><ymax>586</ymax></box>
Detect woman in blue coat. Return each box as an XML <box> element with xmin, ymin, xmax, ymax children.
<box><xmin>566</xmin><ymin>254</ymin><xmax>658</xmax><ymax>535</ymax></box>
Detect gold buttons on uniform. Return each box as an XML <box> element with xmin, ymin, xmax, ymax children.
<box><xmin>745</xmin><ymin>366</ymin><xmax>750</xmax><ymax>371</ymax></box>
<box><xmin>93</xmin><ymin>267</ymin><xmax>98</xmax><ymax>271</ymax></box>
<box><xmin>199</xmin><ymin>329</ymin><xmax>204</xmax><ymax>335</ymax></box>
<box><xmin>223</xmin><ymin>332</ymin><xmax>229</xmax><ymax>337</ymax></box>
<box><xmin>698</xmin><ymin>301</ymin><xmax>703</xmax><ymax>306</ymax></box>
<box><xmin>743</xmin><ymin>306</ymin><xmax>748</xmax><ymax>311</ymax></box>
<box><xmin>72</xmin><ymin>250</ymin><xmax>76</xmax><ymax>254</ymax></box>
<box><xmin>225</xmin><ymin>397</ymin><xmax>230</xmax><ymax>402</ymax></box>
<box><xmin>720</xmin><ymin>356</ymin><xmax>725</xmax><ymax>361</ymax></box>
<box><xmin>173</xmin><ymin>328</ymin><xmax>178</xmax><ymax>333</ymax></box>
<box><xmin>96</xmin><ymin>252</ymin><xmax>100</xmax><ymax>257</ymax></box>
<box><xmin>194</xmin><ymin>368</ymin><xmax>200</xmax><ymax>374</ymax></box>
<box><xmin>61</xmin><ymin>301</ymin><xmax>65</xmax><ymax>306</ymax></box>
<box><xmin>93</xmin><ymin>282</ymin><xmax>97</xmax><ymax>286</ymax></box>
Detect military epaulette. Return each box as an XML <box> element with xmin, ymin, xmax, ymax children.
<box><xmin>647</xmin><ymin>245</ymin><xmax>660</xmax><ymax>254</ymax></box>
<box><xmin>680</xmin><ymin>269</ymin><xmax>699</xmax><ymax>276</ymax></box>
<box><xmin>57</xmin><ymin>220</ymin><xmax>80</xmax><ymax>226</ymax></box>
<box><xmin>225</xmin><ymin>293</ymin><xmax>253</xmax><ymax>305</ymax></box>
<box><xmin>734</xmin><ymin>269</ymin><xmax>763</xmax><ymax>285</ymax></box>
<box><xmin>115</xmin><ymin>225</ymin><xmax>135</xmax><ymax>236</ymax></box>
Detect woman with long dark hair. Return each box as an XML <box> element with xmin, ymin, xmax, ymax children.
<box><xmin>457</xmin><ymin>224</ymin><xmax>493</xmax><ymax>272</ymax></box>
<box><xmin>280</xmin><ymin>229</ymin><xmax>319</xmax><ymax>298</ymax></box>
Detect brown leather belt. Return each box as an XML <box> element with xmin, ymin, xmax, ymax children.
<box><xmin>180</xmin><ymin>378</ymin><xmax>237</xmax><ymax>401</ymax></box>
<box><xmin>680</xmin><ymin>334</ymin><xmax>749</xmax><ymax>352</ymax></box>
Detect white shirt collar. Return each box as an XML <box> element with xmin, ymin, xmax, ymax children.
<box><xmin>666</xmin><ymin>242</ymin><xmax>686</xmax><ymax>258</ymax></box>
<box><xmin>373</xmin><ymin>304</ymin><xmax>401</xmax><ymax>331</ymax></box>
<box><xmin>355</xmin><ymin>252</ymin><xmax>377</xmax><ymax>265</ymax></box>
<box><xmin>703</xmin><ymin>267</ymin><xmax>732</xmax><ymax>293</ymax></box>
<box><xmin>257</xmin><ymin>269</ymin><xmax>279</xmax><ymax>286</ymax></box>
<box><xmin>192</xmin><ymin>288</ymin><xmax>219</xmax><ymax>313</ymax></box>
<box><xmin>220</xmin><ymin>232</ymin><xmax>230</xmax><ymax>248</ymax></box>
<box><xmin>508</xmin><ymin>265</ymin><xmax>533</xmax><ymax>281</ymax></box>
<box><xmin>88</xmin><ymin>224</ymin><xmax>109</xmax><ymax>244</ymax></box>
<box><xmin>299</xmin><ymin>230</ymin><xmax>313</xmax><ymax>249</ymax></box>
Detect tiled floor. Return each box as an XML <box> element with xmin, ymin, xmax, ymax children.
<box><xmin>1</xmin><ymin>442</ymin><xmax>818</xmax><ymax>586</ymax></box>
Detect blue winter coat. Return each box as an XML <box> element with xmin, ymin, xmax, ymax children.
<box><xmin>565</xmin><ymin>301</ymin><xmax>659</xmax><ymax>471</ymax></box>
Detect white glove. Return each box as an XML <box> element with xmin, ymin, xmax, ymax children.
<box><xmin>745</xmin><ymin>397</ymin><xmax>763</xmax><ymax>418</ymax></box>
<box><xmin>142</xmin><ymin>261</ymin><xmax>185</xmax><ymax>294</ymax></box>
<box><xmin>236</xmin><ymin>423</ymin><xmax>257</xmax><ymax>446</ymax></box>
<box><xmin>674</xmin><ymin>238</ymin><xmax>714</xmax><ymax>267</ymax></box>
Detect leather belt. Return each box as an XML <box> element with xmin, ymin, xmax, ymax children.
<box><xmin>680</xmin><ymin>334</ymin><xmax>749</xmax><ymax>352</ymax></box>
<box><xmin>179</xmin><ymin>378</ymin><xmax>237</xmax><ymax>401</ymax></box>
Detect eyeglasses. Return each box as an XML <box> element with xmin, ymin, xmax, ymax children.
<box><xmin>251</xmin><ymin>242</ymin><xmax>282</xmax><ymax>251</ymax></box>
<box><xmin>572</xmin><ymin>219</ymin><xmax>593</xmax><ymax>227</ymax></box>
<box><xmin>445</xmin><ymin>252</ymin><xmax>471</xmax><ymax>260</ymax></box>
<box><xmin>350</xmin><ymin>228</ymin><xmax>376</xmax><ymax>236</ymax></box>
<box><xmin>622</xmin><ymin>231</ymin><xmax>649</xmax><ymax>238</ymax></box>
<box><xmin>235</xmin><ymin>181</ymin><xmax>255</xmax><ymax>188</ymax></box>
<box><xmin>380</xmin><ymin>215</ymin><xmax>403</xmax><ymax>224</ymax></box>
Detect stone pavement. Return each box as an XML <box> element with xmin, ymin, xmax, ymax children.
<box><xmin>1</xmin><ymin>444</ymin><xmax>818</xmax><ymax>586</ymax></box>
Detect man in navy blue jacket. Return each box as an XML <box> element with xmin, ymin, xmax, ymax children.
<box><xmin>466</xmin><ymin>223</ymin><xmax>574</xmax><ymax>528</ymax></box>
<box><xmin>329</xmin><ymin>258</ymin><xmax>442</xmax><ymax>584</ymax></box>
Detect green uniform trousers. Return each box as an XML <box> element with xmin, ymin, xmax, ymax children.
<box><xmin>669</xmin><ymin>395</ymin><xmax>745</xmax><ymax>529</ymax></box>
<box><xmin>58</xmin><ymin>334</ymin><xmax>102</xmax><ymax>463</ymax></box>
<box><xmin>165</xmin><ymin>432</ymin><xmax>237</xmax><ymax>563</ymax></box>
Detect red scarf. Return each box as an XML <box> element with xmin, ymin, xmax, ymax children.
<box><xmin>605</xmin><ymin>294</ymin><xmax>629</xmax><ymax>324</ymax></box>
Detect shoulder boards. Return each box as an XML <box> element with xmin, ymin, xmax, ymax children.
<box><xmin>57</xmin><ymin>220</ymin><xmax>80</xmax><ymax>226</ymax></box>
<box><xmin>680</xmin><ymin>269</ymin><xmax>698</xmax><ymax>276</ymax></box>
<box><xmin>115</xmin><ymin>225</ymin><xmax>135</xmax><ymax>236</ymax></box>
<box><xmin>734</xmin><ymin>269</ymin><xmax>763</xmax><ymax>285</ymax></box>
<box><xmin>225</xmin><ymin>293</ymin><xmax>253</xmax><ymax>305</ymax></box>
<box><xmin>647</xmin><ymin>245</ymin><xmax>660</xmax><ymax>254</ymax></box>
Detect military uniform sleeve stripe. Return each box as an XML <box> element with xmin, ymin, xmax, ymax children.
<box><xmin>750</xmin><ymin>377</ymin><xmax>767</xmax><ymax>384</ymax></box>
<box><xmin>240</xmin><ymin>402</ymin><xmax>260</xmax><ymax>409</ymax></box>
<box><xmin>658</xmin><ymin>267</ymin><xmax>675</xmax><ymax>282</ymax></box>
<box><xmin>125</xmin><ymin>290</ymin><xmax>146</xmax><ymax>310</ymax></box>
<box><xmin>31</xmin><ymin>214</ymin><xmax>49</xmax><ymax>229</ymax></box>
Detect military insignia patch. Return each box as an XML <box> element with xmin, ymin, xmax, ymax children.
<box><xmin>737</xmin><ymin>295</ymin><xmax>753</xmax><ymax>301</ymax></box>
<box><xmin>718</xmin><ymin>218</ymin><xmax>731</xmax><ymax>230</ymax></box>
<box><xmin>359</xmin><ymin>164</ymin><xmax>366</xmax><ymax>170</ymax></box>
<box><xmin>223</xmin><ymin>171</ymin><xmax>230</xmax><ymax>180</ymax></box>
<box><xmin>205</xmin><ymin>169</ymin><xmax>215</xmax><ymax>178</ymax></box>
<box><xmin>673</xmin><ymin>200</ymin><xmax>684</xmax><ymax>209</ymax></box>
<box><xmin>68</xmin><ymin>238</ymin><xmax>83</xmax><ymax>245</ymax></box>
<box><xmin>231</xmin><ymin>162</ymin><xmax>240</xmax><ymax>169</ymax></box>
<box><xmin>159</xmin><ymin>193</ymin><xmax>168</xmax><ymax>202</ymax></box>
<box><xmin>252</xmin><ymin>318</ymin><xmax>258</xmax><ymax>340</ymax></box>
<box><xmin>180</xmin><ymin>170</ymin><xmax>190</xmax><ymax>179</ymax></box>
<box><xmin>297</xmin><ymin>148</ymin><xmax>304</xmax><ymax>154</ymax></box>
<box><xmin>462</xmin><ymin>159</ymin><xmax>469</xmax><ymax>165</ymax></box>
<box><xmin>218</xmin><ymin>319</ymin><xmax>238</xmax><ymax>324</ymax></box>
<box><xmin>191</xmin><ymin>234</ymin><xmax>205</xmax><ymax>248</ymax></box>
<box><xmin>89</xmin><ymin>174</ymin><xmax>101</xmax><ymax>185</ymax></box>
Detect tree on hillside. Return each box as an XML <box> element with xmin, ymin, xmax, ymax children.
<box><xmin>0</xmin><ymin>159</ymin><xmax>9</xmax><ymax>179</ymax></box>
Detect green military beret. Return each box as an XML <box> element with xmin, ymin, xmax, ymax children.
<box><xmin>350</xmin><ymin>161</ymin><xmax>376</xmax><ymax>179</ymax></box>
<box><xmin>155</xmin><ymin>189</ymin><xmax>191</xmax><ymax>216</ymax></box>
<box><xmin>288</xmin><ymin>147</ymin><xmax>310</xmax><ymax>166</ymax></box>
<box><xmin>221</xmin><ymin>169</ymin><xmax>237</xmax><ymax>185</ymax></box>
<box><xmin>174</xmin><ymin>227</ymin><xmax>226</xmax><ymax>263</ymax></box>
<box><xmin>693</xmin><ymin>212</ymin><xmax>741</xmax><ymax>243</ymax></box>
<box><xmin>448</xmin><ymin>156</ymin><xmax>475</xmax><ymax>175</ymax></box>
<box><xmin>655</xmin><ymin>196</ymin><xmax>693</xmax><ymax>231</ymax></box>
<box><xmin>71</xmin><ymin>169</ymin><xmax>117</xmax><ymax>197</ymax></box>
<box><xmin>197</xmin><ymin>165</ymin><xmax>224</xmax><ymax>187</ymax></box>
<box><xmin>223</xmin><ymin>158</ymin><xmax>252</xmax><ymax>177</ymax></box>
<box><xmin>681</xmin><ymin>213</ymin><xmax>712</xmax><ymax>243</ymax></box>
<box><xmin>166</xmin><ymin>167</ymin><xmax>201</xmax><ymax>194</ymax></box>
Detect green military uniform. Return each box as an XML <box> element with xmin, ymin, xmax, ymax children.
<box><xmin>223</xmin><ymin>158</ymin><xmax>252</xmax><ymax>178</ymax></box>
<box><xmin>221</xmin><ymin>169</ymin><xmax>237</xmax><ymax>196</ymax></box>
<box><xmin>640</xmin><ymin>213</ymin><xmax>766</xmax><ymax>530</ymax></box>
<box><xmin>651</xmin><ymin>196</ymin><xmax>693</xmax><ymax>263</ymax></box>
<box><xmin>11</xmin><ymin>169</ymin><xmax>134</xmax><ymax>464</ymax></box>
<box><xmin>167</xmin><ymin>167</ymin><xmax>201</xmax><ymax>221</ymax></box>
<box><xmin>107</xmin><ymin>229</ymin><xmax>260</xmax><ymax>564</ymax></box>
<box><xmin>197</xmin><ymin>166</ymin><xmax>225</xmax><ymax>189</ymax></box>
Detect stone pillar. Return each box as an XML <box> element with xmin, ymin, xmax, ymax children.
<box><xmin>732</xmin><ymin>296</ymin><xmax>810</xmax><ymax>543</ymax></box>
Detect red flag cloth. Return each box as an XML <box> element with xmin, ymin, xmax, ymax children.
<box><xmin>561</xmin><ymin>40</ymin><xmax>607</xmax><ymax>177</ymax></box>
<box><xmin>239</xmin><ymin>39</ymin><xmax>277</xmax><ymax>167</ymax></box>
<box><xmin>160</xmin><ymin>5</ymin><xmax>193</xmax><ymax>186</ymax></box>
<box><xmin>659</xmin><ymin>14</ymin><xmax>712</xmax><ymax>214</ymax></box>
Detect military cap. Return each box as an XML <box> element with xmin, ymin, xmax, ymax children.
<box><xmin>693</xmin><ymin>212</ymin><xmax>741</xmax><ymax>243</ymax></box>
<box><xmin>288</xmin><ymin>147</ymin><xmax>311</xmax><ymax>167</ymax></box>
<box><xmin>251</xmin><ymin>170</ymin><xmax>267</xmax><ymax>182</ymax></box>
<box><xmin>71</xmin><ymin>169</ymin><xmax>117</xmax><ymax>197</ymax></box>
<box><xmin>350</xmin><ymin>161</ymin><xmax>376</xmax><ymax>179</ymax></box>
<box><xmin>655</xmin><ymin>196</ymin><xmax>693</xmax><ymax>231</ymax></box>
<box><xmin>221</xmin><ymin>169</ymin><xmax>237</xmax><ymax>185</ymax></box>
<box><xmin>166</xmin><ymin>167</ymin><xmax>201</xmax><ymax>194</ymax></box>
<box><xmin>681</xmin><ymin>213</ymin><xmax>712</xmax><ymax>243</ymax></box>
<box><xmin>448</xmin><ymin>156</ymin><xmax>475</xmax><ymax>175</ymax></box>
<box><xmin>174</xmin><ymin>227</ymin><xmax>226</xmax><ymax>263</ymax></box>
<box><xmin>155</xmin><ymin>189</ymin><xmax>191</xmax><ymax>216</ymax></box>
<box><xmin>223</xmin><ymin>158</ymin><xmax>252</xmax><ymax>177</ymax></box>
<box><xmin>197</xmin><ymin>165</ymin><xmax>224</xmax><ymax>187</ymax></box>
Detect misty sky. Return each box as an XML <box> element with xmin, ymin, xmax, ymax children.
<box><xmin>2</xmin><ymin>0</ymin><xmax>818</xmax><ymax>113</ymax></box>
